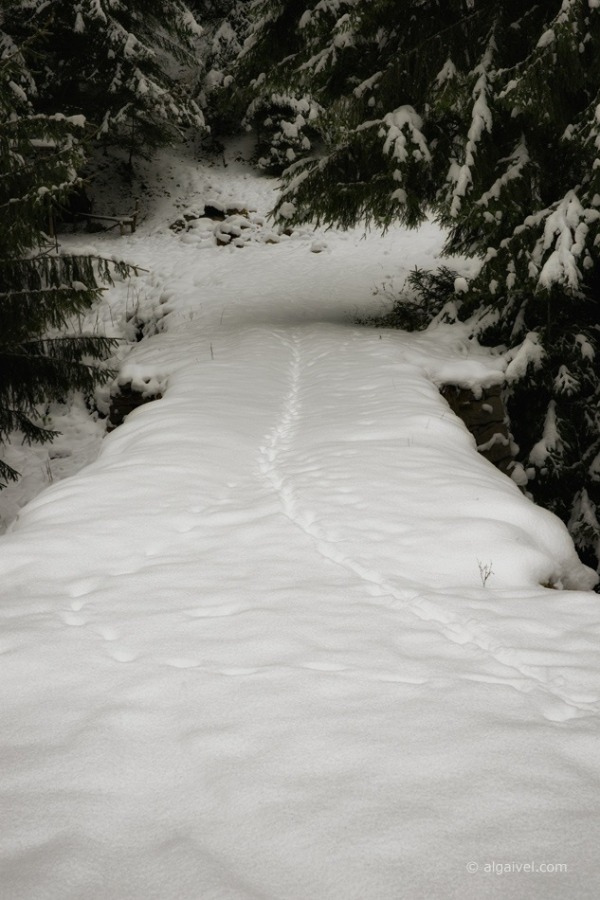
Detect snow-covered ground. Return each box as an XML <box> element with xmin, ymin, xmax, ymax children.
<box><xmin>1</xmin><ymin>142</ymin><xmax>599</xmax><ymax>900</ymax></box>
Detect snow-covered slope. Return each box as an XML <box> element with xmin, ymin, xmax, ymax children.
<box><xmin>1</xmin><ymin>144</ymin><xmax>599</xmax><ymax>900</ymax></box>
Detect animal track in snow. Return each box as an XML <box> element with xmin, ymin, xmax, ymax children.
<box><xmin>257</xmin><ymin>331</ymin><xmax>599</xmax><ymax>724</ymax></box>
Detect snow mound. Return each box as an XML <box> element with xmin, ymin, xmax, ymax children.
<box><xmin>1</xmin><ymin>142</ymin><xmax>599</xmax><ymax>900</ymax></box>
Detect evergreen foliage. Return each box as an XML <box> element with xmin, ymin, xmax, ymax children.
<box><xmin>245</xmin><ymin>91</ymin><xmax>322</xmax><ymax>173</ymax></box>
<box><xmin>0</xmin><ymin>22</ymin><xmax>129</xmax><ymax>487</ymax></box>
<box><xmin>240</xmin><ymin>0</ymin><xmax>600</xmax><ymax>570</ymax></box>
<box><xmin>228</xmin><ymin>0</ymin><xmax>326</xmax><ymax>171</ymax></box>
<box><xmin>191</xmin><ymin>0</ymin><xmax>252</xmax><ymax>140</ymax></box>
<box><xmin>4</xmin><ymin>0</ymin><xmax>206</xmax><ymax>163</ymax></box>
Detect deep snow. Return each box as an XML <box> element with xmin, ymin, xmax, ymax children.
<box><xmin>0</xmin><ymin>143</ymin><xmax>599</xmax><ymax>900</ymax></box>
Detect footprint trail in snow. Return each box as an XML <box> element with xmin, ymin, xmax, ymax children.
<box><xmin>0</xmin><ymin>146</ymin><xmax>599</xmax><ymax>900</ymax></box>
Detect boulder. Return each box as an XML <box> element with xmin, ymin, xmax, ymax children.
<box><xmin>441</xmin><ymin>383</ymin><xmax>515</xmax><ymax>476</ymax></box>
<box><xmin>107</xmin><ymin>382</ymin><xmax>162</xmax><ymax>431</ymax></box>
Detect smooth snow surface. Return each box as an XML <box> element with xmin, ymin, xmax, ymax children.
<box><xmin>1</xmin><ymin>144</ymin><xmax>599</xmax><ymax>900</ymax></box>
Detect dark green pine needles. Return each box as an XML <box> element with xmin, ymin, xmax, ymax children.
<box><xmin>0</xmin><ymin>27</ymin><xmax>128</xmax><ymax>486</ymax></box>
<box><xmin>235</xmin><ymin>0</ymin><xmax>600</xmax><ymax>569</ymax></box>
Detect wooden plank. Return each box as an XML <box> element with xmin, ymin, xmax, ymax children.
<box><xmin>83</xmin><ymin>214</ymin><xmax>134</xmax><ymax>223</ymax></box>
<box><xmin>71</xmin><ymin>200</ymin><xmax>139</xmax><ymax>234</ymax></box>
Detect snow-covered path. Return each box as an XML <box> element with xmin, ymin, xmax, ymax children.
<box><xmin>1</xmin><ymin>155</ymin><xmax>599</xmax><ymax>899</ymax></box>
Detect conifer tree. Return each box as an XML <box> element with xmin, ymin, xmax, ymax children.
<box><xmin>0</xmin><ymin>22</ymin><xmax>128</xmax><ymax>487</ymax></box>
<box><xmin>190</xmin><ymin>0</ymin><xmax>252</xmax><ymax>140</ymax></box>
<box><xmin>5</xmin><ymin>0</ymin><xmax>206</xmax><ymax>163</ymax></box>
<box><xmin>238</xmin><ymin>0</ymin><xmax>600</xmax><ymax>569</ymax></box>
<box><xmin>230</xmin><ymin>0</ymin><xmax>326</xmax><ymax>171</ymax></box>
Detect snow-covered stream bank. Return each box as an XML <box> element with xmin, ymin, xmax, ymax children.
<box><xmin>1</xmin><ymin>148</ymin><xmax>599</xmax><ymax>899</ymax></box>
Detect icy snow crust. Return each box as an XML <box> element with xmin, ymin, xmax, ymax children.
<box><xmin>1</xmin><ymin>145</ymin><xmax>599</xmax><ymax>899</ymax></box>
